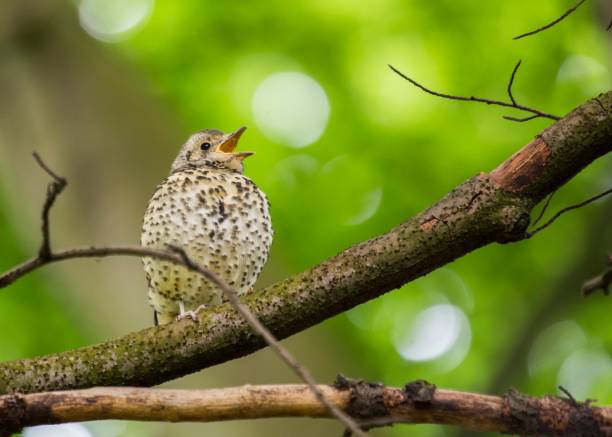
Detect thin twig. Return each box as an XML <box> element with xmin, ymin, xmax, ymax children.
<box><xmin>0</xmin><ymin>154</ymin><xmax>367</xmax><ymax>437</ymax></box>
<box><xmin>388</xmin><ymin>64</ymin><xmax>560</xmax><ymax>122</ymax></box>
<box><xmin>0</xmin><ymin>246</ymin><xmax>201</xmax><ymax>289</ymax></box>
<box><xmin>503</xmin><ymin>114</ymin><xmax>541</xmax><ymax>122</ymax></box>
<box><xmin>558</xmin><ymin>385</ymin><xmax>578</xmax><ymax>406</ymax></box>
<box><xmin>513</xmin><ymin>0</ymin><xmax>587</xmax><ymax>40</ymax></box>
<box><xmin>582</xmin><ymin>253</ymin><xmax>612</xmax><ymax>297</ymax></box>
<box><xmin>607</xmin><ymin>18</ymin><xmax>612</xmax><ymax>31</ymax></box>
<box><xmin>525</xmin><ymin>187</ymin><xmax>612</xmax><ymax>238</ymax></box>
<box><xmin>531</xmin><ymin>191</ymin><xmax>556</xmax><ymax>227</ymax></box>
<box><xmin>32</xmin><ymin>152</ymin><xmax>67</xmax><ymax>260</ymax></box>
<box><xmin>506</xmin><ymin>60</ymin><xmax>521</xmax><ymax>105</ymax></box>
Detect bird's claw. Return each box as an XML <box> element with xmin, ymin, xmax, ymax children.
<box><xmin>175</xmin><ymin>304</ymin><xmax>208</xmax><ymax>322</ymax></box>
<box><xmin>176</xmin><ymin>311</ymin><xmax>198</xmax><ymax>322</ymax></box>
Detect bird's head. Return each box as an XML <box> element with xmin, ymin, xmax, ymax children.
<box><xmin>171</xmin><ymin>126</ymin><xmax>253</xmax><ymax>174</ymax></box>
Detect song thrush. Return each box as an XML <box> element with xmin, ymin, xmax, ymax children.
<box><xmin>141</xmin><ymin>127</ymin><xmax>273</xmax><ymax>325</ymax></box>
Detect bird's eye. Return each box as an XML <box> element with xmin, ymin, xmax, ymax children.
<box><xmin>200</xmin><ymin>142</ymin><xmax>211</xmax><ymax>151</ymax></box>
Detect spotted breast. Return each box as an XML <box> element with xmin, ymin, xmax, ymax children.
<box><xmin>141</xmin><ymin>128</ymin><xmax>273</xmax><ymax>325</ymax></box>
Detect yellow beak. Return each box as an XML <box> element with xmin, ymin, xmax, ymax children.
<box><xmin>218</xmin><ymin>126</ymin><xmax>248</xmax><ymax>153</ymax></box>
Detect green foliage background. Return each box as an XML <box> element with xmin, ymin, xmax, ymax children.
<box><xmin>0</xmin><ymin>1</ymin><xmax>611</xmax><ymax>436</ymax></box>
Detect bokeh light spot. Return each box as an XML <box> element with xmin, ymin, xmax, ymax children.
<box><xmin>556</xmin><ymin>55</ymin><xmax>611</xmax><ymax>96</ymax></box>
<box><xmin>24</xmin><ymin>423</ymin><xmax>92</xmax><ymax>437</ymax></box>
<box><xmin>317</xmin><ymin>155</ymin><xmax>382</xmax><ymax>226</ymax></box>
<box><xmin>230</xmin><ymin>53</ymin><xmax>302</xmax><ymax>119</ymax></box>
<box><xmin>418</xmin><ymin>268</ymin><xmax>474</xmax><ymax>312</ymax></box>
<box><xmin>527</xmin><ymin>320</ymin><xmax>586</xmax><ymax>378</ymax></box>
<box><xmin>345</xmin><ymin>35</ymin><xmax>441</xmax><ymax>128</ymax></box>
<box><xmin>79</xmin><ymin>0</ymin><xmax>154</xmax><ymax>43</ymax></box>
<box><xmin>557</xmin><ymin>348</ymin><xmax>612</xmax><ymax>400</ymax></box>
<box><xmin>345</xmin><ymin>187</ymin><xmax>383</xmax><ymax>226</ymax></box>
<box><xmin>252</xmin><ymin>72</ymin><xmax>330</xmax><ymax>148</ymax></box>
<box><xmin>270</xmin><ymin>154</ymin><xmax>319</xmax><ymax>189</ymax></box>
<box><xmin>393</xmin><ymin>304</ymin><xmax>471</xmax><ymax>366</ymax></box>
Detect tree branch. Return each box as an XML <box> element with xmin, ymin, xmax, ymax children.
<box><xmin>32</xmin><ymin>152</ymin><xmax>66</xmax><ymax>260</ymax></box>
<box><xmin>582</xmin><ymin>253</ymin><xmax>612</xmax><ymax>296</ymax></box>
<box><xmin>0</xmin><ymin>91</ymin><xmax>610</xmax><ymax>398</ymax></box>
<box><xmin>525</xmin><ymin>187</ymin><xmax>612</xmax><ymax>238</ymax></box>
<box><xmin>513</xmin><ymin>0</ymin><xmax>587</xmax><ymax>40</ymax></box>
<box><xmin>388</xmin><ymin>62</ymin><xmax>560</xmax><ymax>122</ymax></box>
<box><xmin>1</xmin><ymin>380</ymin><xmax>612</xmax><ymax>436</ymax></box>
<box><xmin>506</xmin><ymin>59</ymin><xmax>522</xmax><ymax>105</ymax></box>
<box><xmin>2</xmin><ymin>158</ymin><xmax>366</xmax><ymax>436</ymax></box>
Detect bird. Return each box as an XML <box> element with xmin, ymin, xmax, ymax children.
<box><xmin>141</xmin><ymin>127</ymin><xmax>273</xmax><ymax>325</ymax></box>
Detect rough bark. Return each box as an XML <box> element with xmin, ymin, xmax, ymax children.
<box><xmin>0</xmin><ymin>92</ymin><xmax>610</xmax><ymax>395</ymax></box>
<box><xmin>1</xmin><ymin>382</ymin><xmax>612</xmax><ymax>436</ymax></box>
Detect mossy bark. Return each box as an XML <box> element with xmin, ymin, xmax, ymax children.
<box><xmin>1</xmin><ymin>92</ymin><xmax>610</xmax><ymax>395</ymax></box>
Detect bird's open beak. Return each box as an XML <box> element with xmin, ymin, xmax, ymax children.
<box><xmin>217</xmin><ymin>126</ymin><xmax>254</xmax><ymax>160</ymax></box>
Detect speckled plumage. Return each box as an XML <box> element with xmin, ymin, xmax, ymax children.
<box><xmin>141</xmin><ymin>128</ymin><xmax>272</xmax><ymax>325</ymax></box>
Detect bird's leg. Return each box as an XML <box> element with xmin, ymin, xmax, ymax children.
<box><xmin>175</xmin><ymin>301</ymin><xmax>207</xmax><ymax>322</ymax></box>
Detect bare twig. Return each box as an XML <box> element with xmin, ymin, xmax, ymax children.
<box><xmin>32</xmin><ymin>152</ymin><xmax>66</xmax><ymax>260</ymax></box>
<box><xmin>506</xmin><ymin>60</ymin><xmax>522</xmax><ymax>105</ymax></box>
<box><xmin>1</xmin><ymin>383</ymin><xmax>612</xmax><ymax>435</ymax></box>
<box><xmin>558</xmin><ymin>385</ymin><xmax>579</xmax><ymax>406</ymax></box>
<box><xmin>513</xmin><ymin>0</ymin><xmax>587</xmax><ymax>40</ymax></box>
<box><xmin>388</xmin><ymin>64</ymin><xmax>560</xmax><ymax>122</ymax></box>
<box><xmin>525</xmin><ymin>187</ymin><xmax>612</xmax><ymax>238</ymax></box>
<box><xmin>0</xmin><ymin>155</ymin><xmax>367</xmax><ymax>437</ymax></box>
<box><xmin>503</xmin><ymin>114</ymin><xmax>541</xmax><ymax>122</ymax></box>
<box><xmin>582</xmin><ymin>253</ymin><xmax>612</xmax><ymax>296</ymax></box>
<box><xmin>531</xmin><ymin>191</ymin><xmax>556</xmax><ymax>227</ymax></box>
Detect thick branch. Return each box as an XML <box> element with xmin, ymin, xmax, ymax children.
<box><xmin>0</xmin><ymin>92</ymin><xmax>610</xmax><ymax>395</ymax></box>
<box><xmin>1</xmin><ymin>382</ymin><xmax>612</xmax><ymax>436</ymax></box>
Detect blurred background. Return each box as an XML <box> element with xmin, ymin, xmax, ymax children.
<box><xmin>0</xmin><ymin>0</ymin><xmax>611</xmax><ymax>436</ymax></box>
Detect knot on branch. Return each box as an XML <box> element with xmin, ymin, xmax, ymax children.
<box><xmin>0</xmin><ymin>393</ymin><xmax>26</xmax><ymax>436</ymax></box>
<box><xmin>503</xmin><ymin>388</ymin><xmax>543</xmax><ymax>434</ymax></box>
<box><xmin>404</xmin><ymin>379</ymin><xmax>436</xmax><ymax>404</ymax></box>
<box><xmin>503</xmin><ymin>388</ymin><xmax>603</xmax><ymax>437</ymax></box>
<box><xmin>334</xmin><ymin>374</ymin><xmax>388</xmax><ymax>419</ymax></box>
<box><xmin>495</xmin><ymin>205</ymin><xmax>532</xmax><ymax>243</ymax></box>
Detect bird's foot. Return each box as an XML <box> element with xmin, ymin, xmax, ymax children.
<box><xmin>176</xmin><ymin>304</ymin><xmax>208</xmax><ymax>323</ymax></box>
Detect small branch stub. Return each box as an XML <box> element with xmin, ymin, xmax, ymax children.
<box><xmin>334</xmin><ymin>375</ymin><xmax>388</xmax><ymax>420</ymax></box>
<box><xmin>582</xmin><ymin>253</ymin><xmax>612</xmax><ymax>296</ymax></box>
<box><xmin>404</xmin><ymin>380</ymin><xmax>437</xmax><ymax>404</ymax></box>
